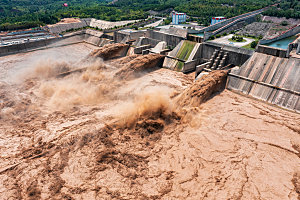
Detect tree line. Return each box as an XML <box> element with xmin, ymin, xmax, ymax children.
<box><xmin>262</xmin><ymin>0</ymin><xmax>300</xmax><ymax>19</ymax></box>
<box><xmin>1</xmin><ymin>0</ymin><xmax>299</xmax><ymax>31</ymax></box>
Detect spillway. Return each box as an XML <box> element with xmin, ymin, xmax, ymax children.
<box><xmin>227</xmin><ymin>52</ymin><xmax>300</xmax><ymax>112</ymax></box>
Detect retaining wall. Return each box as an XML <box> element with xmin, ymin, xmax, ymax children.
<box><xmin>201</xmin><ymin>42</ymin><xmax>253</xmax><ymax>66</ymax></box>
<box><xmin>0</xmin><ymin>30</ymin><xmax>106</xmax><ymax>57</ymax></box>
<box><xmin>114</xmin><ymin>29</ymin><xmax>185</xmax><ymax>48</ymax></box>
<box><xmin>114</xmin><ymin>30</ymin><xmax>146</xmax><ymax>43</ymax></box>
<box><xmin>0</xmin><ymin>36</ymin><xmax>80</xmax><ymax>56</ymax></box>
<box><xmin>163</xmin><ymin>40</ymin><xmax>201</xmax><ymax>72</ymax></box>
<box><xmin>256</xmin><ymin>45</ymin><xmax>288</xmax><ymax>58</ymax></box>
<box><xmin>187</xmin><ymin>35</ymin><xmax>204</xmax><ymax>43</ymax></box>
<box><xmin>146</xmin><ymin>30</ymin><xmax>185</xmax><ymax>49</ymax></box>
<box><xmin>48</xmin><ymin>19</ymin><xmax>90</xmax><ymax>34</ymax></box>
<box><xmin>259</xmin><ymin>24</ymin><xmax>300</xmax><ymax>45</ymax></box>
<box><xmin>200</xmin><ymin>7</ymin><xmax>266</xmax><ymax>34</ymax></box>
<box><xmin>211</xmin><ymin>13</ymin><xmax>257</xmax><ymax>36</ymax></box>
<box><xmin>182</xmin><ymin>60</ymin><xmax>198</xmax><ymax>73</ymax></box>
<box><xmin>134</xmin><ymin>45</ymin><xmax>151</xmax><ymax>54</ymax></box>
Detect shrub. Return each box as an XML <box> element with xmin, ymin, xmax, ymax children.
<box><xmin>250</xmin><ymin>41</ymin><xmax>258</xmax><ymax>48</ymax></box>
<box><xmin>130</xmin><ymin>25</ymin><xmax>138</xmax><ymax>30</ymax></box>
<box><xmin>231</xmin><ymin>35</ymin><xmax>244</xmax><ymax>42</ymax></box>
<box><xmin>163</xmin><ymin>17</ymin><xmax>171</xmax><ymax>25</ymax></box>
<box><xmin>280</xmin><ymin>21</ymin><xmax>289</xmax><ymax>26</ymax></box>
<box><xmin>222</xmin><ymin>32</ymin><xmax>228</xmax><ymax>36</ymax></box>
<box><xmin>216</xmin><ymin>34</ymin><xmax>221</xmax><ymax>38</ymax></box>
<box><xmin>209</xmin><ymin>35</ymin><xmax>215</xmax><ymax>40</ymax></box>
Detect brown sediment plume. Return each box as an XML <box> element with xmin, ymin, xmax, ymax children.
<box><xmin>110</xmin><ymin>54</ymin><xmax>141</xmax><ymax>66</ymax></box>
<box><xmin>37</xmin><ymin>78</ymin><xmax>111</xmax><ymax>110</ymax></box>
<box><xmin>1</xmin><ymin>44</ymin><xmax>299</xmax><ymax>199</ymax></box>
<box><xmin>21</xmin><ymin>57</ymin><xmax>113</xmax><ymax>110</ymax></box>
<box><xmin>89</xmin><ymin>43</ymin><xmax>129</xmax><ymax>60</ymax></box>
<box><xmin>115</xmin><ymin>88</ymin><xmax>180</xmax><ymax>131</ymax></box>
<box><xmin>56</xmin><ymin>58</ymin><xmax>107</xmax><ymax>78</ymax></box>
<box><xmin>175</xmin><ymin>70</ymin><xmax>228</xmax><ymax>108</ymax></box>
<box><xmin>36</xmin><ymin>65</ymin><xmax>115</xmax><ymax>110</ymax></box>
<box><xmin>115</xmin><ymin>54</ymin><xmax>165</xmax><ymax>80</ymax></box>
<box><xmin>30</xmin><ymin>59</ymin><xmax>71</xmax><ymax>79</ymax></box>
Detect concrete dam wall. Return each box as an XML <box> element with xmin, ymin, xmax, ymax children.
<box><xmin>47</xmin><ymin>18</ymin><xmax>91</xmax><ymax>34</ymax></box>
<box><xmin>163</xmin><ymin>40</ymin><xmax>201</xmax><ymax>72</ymax></box>
<box><xmin>0</xmin><ymin>29</ymin><xmax>111</xmax><ymax>57</ymax></box>
<box><xmin>201</xmin><ymin>42</ymin><xmax>253</xmax><ymax>66</ymax></box>
<box><xmin>227</xmin><ymin>52</ymin><xmax>300</xmax><ymax>112</ymax></box>
<box><xmin>259</xmin><ymin>24</ymin><xmax>300</xmax><ymax>45</ymax></box>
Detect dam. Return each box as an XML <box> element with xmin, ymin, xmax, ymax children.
<box><xmin>0</xmin><ymin>25</ymin><xmax>299</xmax><ymax>112</ymax></box>
<box><xmin>0</xmin><ymin>15</ymin><xmax>299</xmax><ymax>199</ymax></box>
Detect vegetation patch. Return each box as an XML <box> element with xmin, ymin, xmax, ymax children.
<box><xmin>263</xmin><ymin>0</ymin><xmax>300</xmax><ymax>19</ymax></box>
<box><xmin>242</xmin><ymin>40</ymin><xmax>259</xmax><ymax>50</ymax></box>
<box><xmin>176</xmin><ymin>41</ymin><xmax>196</xmax><ymax>61</ymax></box>
<box><xmin>229</xmin><ymin>35</ymin><xmax>246</xmax><ymax>43</ymax></box>
<box><xmin>0</xmin><ymin>0</ymin><xmax>282</xmax><ymax>31</ymax></box>
<box><xmin>175</xmin><ymin>61</ymin><xmax>184</xmax><ymax>72</ymax></box>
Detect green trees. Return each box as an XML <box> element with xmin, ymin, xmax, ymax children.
<box><xmin>250</xmin><ymin>40</ymin><xmax>258</xmax><ymax>48</ymax></box>
<box><xmin>175</xmin><ymin>0</ymin><xmax>276</xmax><ymax>25</ymax></box>
<box><xmin>163</xmin><ymin>17</ymin><xmax>171</xmax><ymax>25</ymax></box>
<box><xmin>280</xmin><ymin>21</ymin><xmax>289</xmax><ymax>26</ymax></box>
<box><xmin>1</xmin><ymin>0</ymin><xmax>299</xmax><ymax>32</ymax></box>
<box><xmin>263</xmin><ymin>0</ymin><xmax>300</xmax><ymax>19</ymax></box>
<box><xmin>231</xmin><ymin>35</ymin><xmax>245</xmax><ymax>42</ymax></box>
<box><xmin>0</xmin><ymin>2</ymin><xmax>148</xmax><ymax>31</ymax></box>
<box><xmin>0</xmin><ymin>21</ymin><xmax>44</xmax><ymax>31</ymax></box>
<box><xmin>209</xmin><ymin>35</ymin><xmax>215</xmax><ymax>40</ymax></box>
<box><xmin>130</xmin><ymin>25</ymin><xmax>138</xmax><ymax>30</ymax></box>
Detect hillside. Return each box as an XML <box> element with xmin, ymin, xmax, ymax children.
<box><xmin>0</xmin><ymin>0</ymin><xmax>146</xmax><ymax>31</ymax></box>
<box><xmin>1</xmin><ymin>0</ymin><xmax>299</xmax><ymax>31</ymax></box>
<box><xmin>263</xmin><ymin>0</ymin><xmax>300</xmax><ymax>19</ymax></box>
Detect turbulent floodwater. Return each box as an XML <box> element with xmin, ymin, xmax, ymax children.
<box><xmin>0</xmin><ymin>43</ymin><xmax>299</xmax><ymax>200</ymax></box>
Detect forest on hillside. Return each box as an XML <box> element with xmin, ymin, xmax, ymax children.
<box><xmin>263</xmin><ymin>0</ymin><xmax>300</xmax><ymax>19</ymax></box>
<box><xmin>0</xmin><ymin>0</ymin><xmax>299</xmax><ymax>31</ymax></box>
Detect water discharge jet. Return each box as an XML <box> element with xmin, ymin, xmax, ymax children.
<box><xmin>0</xmin><ymin>43</ymin><xmax>299</xmax><ymax>200</ymax></box>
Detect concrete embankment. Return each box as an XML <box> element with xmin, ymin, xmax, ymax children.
<box><xmin>0</xmin><ymin>29</ymin><xmax>111</xmax><ymax>57</ymax></box>
<box><xmin>47</xmin><ymin>18</ymin><xmax>91</xmax><ymax>34</ymax></box>
<box><xmin>163</xmin><ymin>40</ymin><xmax>201</xmax><ymax>72</ymax></box>
<box><xmin>114</xmin><ymin>29</ymin><xmax>185</xmax><ymax>49</ymax></box>
<box><xmin>227</xmin><ymin>52</ymin><xmax>300</xmax><ymax>112</ymax></box>
<box><xmin>256</xmin><ymin>45</ymin><xmax>288</xmax><ymax>58</ymax></box>
<box><xmin>259</xmin><ymin>24</ymin><xmax>300</xmax><ymax>45</ymax></box>
<box><xmin>201</xmin><ymin>42</ymin><xmax>253</xmax><ymax>66</ymax></box>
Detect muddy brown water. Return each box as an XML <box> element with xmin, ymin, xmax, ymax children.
<box><xmin>0</xmin><ymin>43</ymin><xmax>299</xmax><ymax>200</ymax></box>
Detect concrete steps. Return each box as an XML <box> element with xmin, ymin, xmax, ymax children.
<box><xmin>211</xmin><ymin>51</ymin><xmax>223</xmax><ymax>70</ymax></box>
<box><xmin>208</xmin><ymin>50</ymin><xmax>219</xmax><ymax>68</ymax></box>
<box><xmin>218</xmin><ymin>52</ymin><xmax>228</xmax><ymax>69</ymax></box>
<box><xmin>207</xmin><ymin>50</ymin><xmax>228</xmax><ymax>70</ymax></box>
<box><xmin>195</xmin><ymin>50</ymin><xmax>229</xmax><ymax>79</ymax></box>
